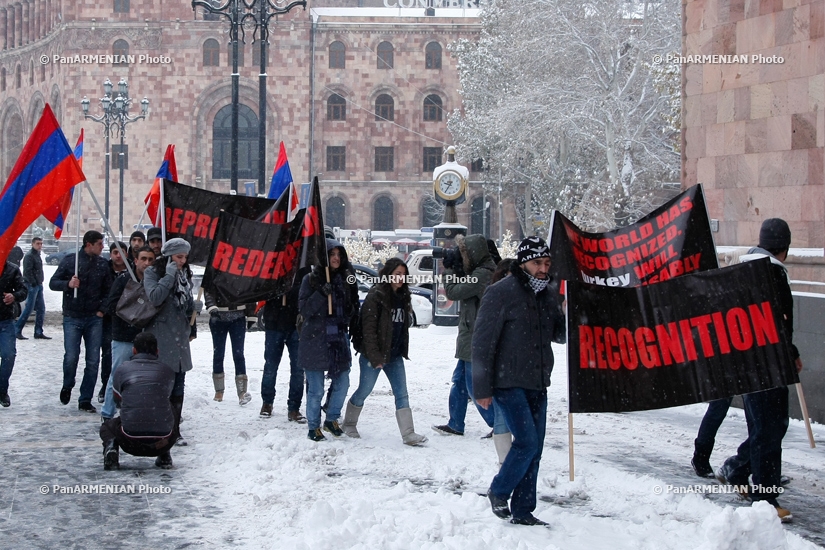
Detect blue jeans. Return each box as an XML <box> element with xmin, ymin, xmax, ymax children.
<box><xmin>306</xmin><ymin>369</ymin><xmax>350</xmax><ymax>431</ymax></box>
<box><xmin>490</xmin><ymin>388</ymin><xmax>547</xmax><ymax>520</ymax></box>
<box><xmin>62</xmin><ymin>315</ymin><xmax>103</xmax><ymax>405</ymax></box>
<box><xmin>100</xmin><ymin>316</ymin><xmax>113</xmax><ymax>390</ymax></box>
<box><xmin>350</xmin><ymin>355</ymin><xmax>410</xmax><ymax>410</ymax></box>
<box><xmin>101</xmin><ymin>340</ymin><xmax>135</xmax><ymax>419</ymax></box>
<box><xmin>209</xmin><ymin>315</ymin><xmax>247</xmax><ymax>376</ymax></box>
<box><xmin>261</xmin><ymin>328</ymin><xmax>303</xmax><ymax>410</ymax></box>
<box><xmin>0</xmin><ymin>319</ymin><xmax>16</xmax><ymax>395</ymax></box>
<box><xmin>694</xmin><ymin>397</ymin><xmax>733</xmax><ymax>459</ymax></box>
<box><xmin>14</xmin><ymin>283</ymin><xmax>45</xmax><ymax>336</ymax></box>
<box><xmin>448</xmin><ymin>359</ymin><xmax>507</xmax><ymax>434</ymax></box>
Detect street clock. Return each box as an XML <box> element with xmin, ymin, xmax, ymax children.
<box><xmin>432</xmin><ymin>146</ymin><xmax>469</xmax><ymax>206</ymax></box>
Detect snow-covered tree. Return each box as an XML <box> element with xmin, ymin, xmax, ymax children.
<box><xmin>449</xmin><ymin>0</ymin><xmax>681</xmax><ymax>232</ymax></box>
<box><xmin>342</xmin><ymin>236</ymin><xmax>400</xmax><ymax>267</ymax></box>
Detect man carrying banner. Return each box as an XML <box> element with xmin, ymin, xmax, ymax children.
<box><xmin>0</xmin><ymin>259</ymin><xmax>27</xmax><ymax>407</ymax></box>
<box><xmin>472</xmin><ymin>236</ymin><xmax>566</xmax><ymax>527</ymax></box>
<box><xmin>716</xmin><ymin>218</ymin><xmax>802</xmax><ymax>522</ymax></box>
<box><xmin>15</xmin><ymin>237</ymin><xmax>49</xmax><ymax>340</ymax></box>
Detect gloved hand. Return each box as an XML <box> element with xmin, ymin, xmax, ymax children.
<box><xmin>166</xmin><ymin>257</ymin><xmax>179</xmax><ymax>276</ymax></box>
<box><xmin>442</xmin><ymin>249</ymin><xmax>457</xmax><ymax>270</ymax></box>
<box><xmin>319</xmin><ymin>282</ymin><xmax>333</xmax><ymax>297</ymax></box>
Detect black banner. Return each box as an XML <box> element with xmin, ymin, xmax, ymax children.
<box><xmin>549</xmin><ymin>185</ymin><xmax>718</xmax><ymax>287</ymax></box>
<box><xmin>161</xmin><ymin>179</ymin><xmax>285</xmax><ymax>266</ymax></box>
<box><xmin>567</xmin><ymin>258</ymin><xmax>799</xmax><ymax>413</ymax></box>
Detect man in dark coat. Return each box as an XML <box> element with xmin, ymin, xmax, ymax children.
<box><xmin>15</xmin><ymin>237</ymin><xmax>49</xmax><ymax>340</ymax></box>
<box><xmin>49</xmin><ymin>230</ymin><xmax>113</xmax><ymax>412</ymax></box>
<box><xmin>98</xmin><ymin>241</ymin><xmax>129</xmax><ymax>402</ymax></box>
<box><xmin>472</xmin><ymin>236</ymin><xmax>566</xmax><ymax>527</ymax></box>
<box><xmin>99</xmin><ymin>332</ymin><xmax>178</xmax><ymax>470</ymax></box>
<box><xmin>0</xmin><ymin>261</ymin><xmax>28</xmax><ymax>407</ymax></box>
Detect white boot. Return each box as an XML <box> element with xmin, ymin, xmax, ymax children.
<box><xmin>342</xmin><ymin>401</ymin><xmax>362</xmax><ymax>438</ymax></box>
<box><xmin>235</xmin><ymin>375</ymin><xmax>252</xmax><ymax>406</ymax></box>
<box><xmin>212</xmin><ymin>373</ymin><xmax>225</xmax><ymax>402</ymax></box>
<box><xmin>493</xmin><ymin>432</ymin><xmax>512</xmax><ymax>465</ymax></box>
<box><xmin>396</xmin><ymin>408</ymin><xmax>427</xmax><ymax>446</ymax></box>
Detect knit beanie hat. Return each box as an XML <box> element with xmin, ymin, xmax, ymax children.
<box><xmin>517</xmin><ymin>236</ymin><xmax>551</xmax><ymax>265</ymax></box>
<box><xmin>161</xmin><ymin>238</ymin><xmax>191</xmax><ymax>256</ymax></box>
<box><xmin>758</xmin><ymin>219</ymin><xmax>791</xmax><ymax>250</ymax></box>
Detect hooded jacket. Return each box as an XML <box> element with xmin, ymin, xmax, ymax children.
<box><xmin>0</xmin><ymin>262</ymin><xmax>27</xmax><ymax>322</ymax></box>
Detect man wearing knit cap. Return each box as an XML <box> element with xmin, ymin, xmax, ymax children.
<box><xmin>716</xmin><ymin>218</ymin><xmax>802</xmax><ymax>522</ymax></box>
<box><xmin>128</xmin><ymin>230</ymin><xmax>145</xmax><ymax>262</ymax></box>
<box><xmin>472</xmin><ymin>236</ymin><xmax>566</xmax><ymax>527</ymax></box>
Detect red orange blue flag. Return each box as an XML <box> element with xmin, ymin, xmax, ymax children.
<box><xmin>144</xmin><ymin>144</ymin><xmax>177</xmax><ymax>225</ymax></box>
<box><xmin>267</xmin><ymin>141</ymin><xmax>293</xmax><ymax>200</ymax></box>
<box><xmin>42</xmin><ymin>129</ymin><xmax>83</xmax><ymax>239</ymax></box>
<box><xmin>0</xmin><ymin>104</ymin><xmax>85</xmax><ymax>265</ymax></box>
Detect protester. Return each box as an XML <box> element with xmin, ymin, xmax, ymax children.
<box><xmin>298</xmin><ymin>239</ymin><xmax>359</xmax><ymax>441</ymax></box>
<box><xmin>0</xmin><ymin>260</ymin><xmax>27</xmax><ymax>407</ymax></box>
<box><xmin>99</xmin><ymin>332</ymin><xmax>178</xmax><ymax>470</ymax></box>
<box><xmin>472</xmin><ymin>236</ymin><xmax>566</xmax><ymax>527</ymax></box>
<box><xmin>15</xmin><ymin>237</ymin><xmax>49</xmax><ymax>340</ymax></box>
<box><xmin>691</xmin><ymin>397</ymin><xmax>734</xmax><ymax>478</ymax></box>
<box><xmin>100</xmin><ymin>246</ymin><xmax>156</xmax><ymax>421</ymax></box>
<box><xmin>343</xmin><ymin>258</ymin><xmax>427</xmax><ymax>446</ymax></box>
<box><xmin>144</xmin><ymin>237</ymin><xmax>197</xmax><ymax>446</ymax></box>
<box><xmin>99</xmin><ymin>241</ymin><xmax>129</xmax><ymax>403</ymax></box>
<box><xmin>128</xmin><ymin>230</ymin><xmax>146</xmax><ymax>262</ymax></box>
<box><xmin>487</xmin><ymin>255</ymin><xmax>516</xmax><ymax>464</ymax></box>
<box><xmin>204</xmin><ymin>289</ymin><xmax>255</xmax><ymax>405</ymax></box>
<box><xmin>260</xmin><ymin>267</ymin><xmax>309</xmax><ymax>421</ymax></box>
<box><xmin>716</xmin><ymin>218</ymin><xmax>802</xmax><ymax>522</ymax></box>
<box><xmin>7</xmin><ymin>246</ymin><xmax>23</xmax><ymax>268</ymax></box>
<box><xmin>147</xmin><ymin>227</ymin><xmax>163</xmax><ymax>258</ymax></box>
<box><xmin>49</xmin><ymin>230</ymin><xmax>113</xmax><ymax>413</ymax></box>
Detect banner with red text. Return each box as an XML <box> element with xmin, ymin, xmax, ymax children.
<box><xmin>567</xmin><ymin>258</ymin><xmax>798</xmax><ymax>413</ymax></box>
<box><xmin>549</xmin><ymin>185</ymin><xmax>718</xmax><ymax>287</ymax></box>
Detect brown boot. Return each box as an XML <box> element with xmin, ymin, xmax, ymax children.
<box><xmin>288</xmin><ymin>410</ymin><xmax>307</xmax><ymax>423</ymax></box>
<box><xmin>212</xmin><ymin>373</ymin><xmax>225</xmax><ymax>402</ymax></box>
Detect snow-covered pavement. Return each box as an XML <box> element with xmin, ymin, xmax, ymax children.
<box><xmin>1</xmin><ymin>270</ymin><xmax>823</xmax><ymax>549</ymax></box>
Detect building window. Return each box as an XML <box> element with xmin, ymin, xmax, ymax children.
<box><xmin>203</xmin><ymin>39</ymin><xmax>221</xmax><ymax>66</ymax></box>
<box><xmin>112</xmin><ymin>144</ymin><xmax>129</xmax><ymax>170</ymax></box>
<box><xmin>375</xmin><ymin>147</ymin><xmax>394</xmax><ymax>172</ymax></box>
<box><xmin>326</xmin><ymin>146</ymin><xmax>346</xmax><ymax>171</ymax></box>
<box><xmin>1</xmin><ymin>68</ymin><xmax>5</xmax><ymax>92</ymax></box>
<box><xmin>421</xmin><ymin>196</ymin><xmax>443</xmax><ymax>228</ymax></box>
<box><xmin>15</xmin><ymin>65</ymin><xmax>21</xmax><ymax>88</ymax></box>
<box><xmin>326</xmin><ymin>196</ymin><xmax>346</xmax><ymax>228</ymax></box>
<box><xmin>423</xmin><ymin>147</ymin><xmax>441</xmax><ymax>173</ymax></box>
<box><xmin>227</xmin><ymin>41</ymin><xmax>244</xmax><ymax>67</ymax></box>
<box><xmin>327</xmin><ymin>94</ymin><xmax>346</xmax><ymax>121</ymax></box>
<box><xmin>471</xmin><ymin>196</ymin><xmax>491</xmax><ymax>237</ymax></box>
<box><xmin>113</xmin><ymin>39</ymin><xmax>130</xmax><ymax>66</ymax></box>
<box><xmin>375</xmin><ymin>94</ymin><xmax>394</xmax><ymax>122</ymax></box>
<box><xmin>40</xmin><ymin>63</ymin><xmax>45</xmax><ymax>82</ymax></box>
<box><xmin>423</xmin><ymin>94</ymin><xmax>442</xmax><ymax>122</ymax></box>
<box><xmin>252</xmin><ymin>43</ymin><xmax>267</xmax><ymax>67</ymax></box>
<box><xmin>471</xmin><ymin>158</ymin><xmax>485</xmax><ymax>172</ymax></box>
<box><xmin>113</xmin><ymin>0</ymin><xmax>129</xmax><ymax>13</ymax></box>
<box><xmin>373</xmin><ymin>196</ymin><xmax>394</xmax><ymax>231</ymax></box>
<box><xmin>425</xmin><ymin>42</ymin><xmax>441</xmax><ymax>69</ymax></box>
<box><xmin>329</xmin><ymin>41</ymin><xmax>345</xmax><ymax>69</ymax></box>
<box><xmin>212</xmin><ymin>103</ymin><xmax>259</xmax><ymax>180</ymax></box>
<box><xmin>377</xmin><ymin>41</ymin><xmax>393</xmax><ymax>69</ymax></box>
<box><xmin>28</xmin><ymin>60</ymin><xmax>33</xmax><ymax>85</ymax></box>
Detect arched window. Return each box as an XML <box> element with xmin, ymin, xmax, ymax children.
<box><xmin>375</xmin><ymin>94</ymin><xmax>394</xmax><ymax>122</ymax></box>
<box><xmin>28</xmin><ymin>60</ymin><xmax>33</xmax><ymax>85</ymax></box>
<box><xmin>373</xmin><ymin>196</ymin><xmax>394</xmax><ymax>231</ymax></box>
<box><xmin>15</xmin><ymin>65</ymin><xmax>21</xmax><ymax>88</ymax></box>
<box><xmin>423</xmin><ymin>94</ymin><xmax>442</xmax><ymax>122</ymax></box>
<box><xmin>325</xmin><ymin>196</ymin><xmax>346</xmax><ymax>229</ymax></box>
<box><xmin>377</xmin><ymin>41</ymin><xmax>393</xmax><ymax>69</ymax></box>
<box><xmin>212</xmin><ymin>104</ymin><xmax>259</xmax><ymax>180</ymax></box>
<box><xmin>327</xmin><ymin>94</ymin><xmax>346</xmax><ymax>121</ymax></box>
<box><xmin>113</xmin><ymin>39</ymin><xmax>130</xmax><ymax>66</ymax></box>
<box><xmin>2</xmin><ymin>112</ymin><xmax>24</xmax><ymax>182</ymax></box>
<box><xmin>425</xmin><ymin>42</ymin><xmax>441</xmax><ymax>69</ymax></box>
<box><xmin>329</xmin><ymin>41</ymin><xmax>345</xmax><ymax>69</ymax></box>
<box><xmin>203</xmin><ymin>38</ymin><xmax>221</xmax><ymax>66</ymax></box>
<box><xmin>421</xmin><ymin>196</ymin><xmax>443</xmax><ymax>228</ymax></box>
<box><xmin>113</xmin><ymin>0</ymin><xmax>130</xmax><ymax>13</ymax></box>
<box><xmin>40</xmin><ymin>62</ymin><xmax>45</xmax><ymax>82</ymax></box>
<box><xmin>470</xmin><ymin>196</ymin><xmax>491</xmax><ymax>237</ymax></box>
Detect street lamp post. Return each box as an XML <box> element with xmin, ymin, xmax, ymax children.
<box><xmin>82</xmin><ymin>78</ymin><xmax>149</xmax><ymax>237</ymax></box>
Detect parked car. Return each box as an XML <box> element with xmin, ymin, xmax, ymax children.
<box><xmin>405</xmin><ymin>249</ymin><xmax>435</xmax><ymax>290</ymax></box>
<box><xmin>353</xmin><ymin>264</ymin><xmax>433</xmax><ymax>327</ymax></box>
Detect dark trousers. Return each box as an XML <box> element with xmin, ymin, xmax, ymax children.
<box><xmin>99</xmin><ymin>416</ymin><xmax>177</xmax><ymax>457</ymax></box>
<box><xmin>209</xmin><ymin>315</ymin><xmax>247</xmax><ymax>376</ymax></box>
<box><xmin>261</xmin><ymin>328</ymin><xmax>303</xmax><ymax>410</ymax></box>
<box><xmin>100</xmin><ymin>316</ymin><xmax>113</xmax><ymax>390</ymax></box>
<box><xmin>694</xmin><ymin>397</ymin><xmax>733</xmax><ymax>459</ymax></box>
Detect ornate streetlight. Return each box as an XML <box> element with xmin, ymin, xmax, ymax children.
<box><xmin>192</xmin><ymin>0</ymin><xmax>307</xmax><ymax>194</ymax></box>
<box><xmin>81</xmin><ymin>78</ymin><xmax>149</xmax><ymax>236</ymax></box>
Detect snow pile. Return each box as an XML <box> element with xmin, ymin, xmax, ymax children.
<box><xmin>696</xmin><ymin>501</ymin><xmax>791</xmax><ymax>550</ymax></box>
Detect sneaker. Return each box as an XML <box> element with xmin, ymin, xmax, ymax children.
<box><xmin>260</xmin><ymin>403</ymin><xmax>273</xmax><ymax>417</ymax></box>
<box><xmin>716</xmin><ymin>466</ymin><xmax>749</xmax><ymax>500</ymax></box>
<box><xmin>780</xmin><ymin>475</ymin><xmax>791</xmax><ymax>486</ymax></box>
<box><xmin>155</xmin><ymin>452</ymin><xmax>173</xmax><ymax>469</ymax></box>
<box><xmin>16</xmin><ymin>333</ymin><xmax>27</xmax><ymax>340</ymax></box>
<box><xmin>487</xmin><ymin>490</ymin><xmax>511</xmax><ymax>519</ymax></box>
<box><xmin>103</xmin><ymin>442</ymin><xmax>119</xmax><ymax>471</ymax></box>
<box><xmin>59</xmin><ymin>387</ymin><xmax>71</xmax><ymax>405</ymax></box>
<box><xmin>510</xmin><ymin>514</ymin><xmax>549</xmax><ymax>527</ymax></box>
<box><xmin>288</xmin><ymin>410</ymin><xmax>307</xmax><ymax>423</ymax></box>
<box><xmin>481</xmin><ymin>429</ymin><xmax>493</xmax><ymax>439</ymax></box>
<box><xmin>323</xmin><ymin>420</ymin><xmax>344</xmax><ymax>437</ymax></box>
<box><xmin>97</xmin><ymin>390</ymin><xmax>105</xmax><ymax>404</ymax></box>
<box><xmin>774</xmin><ymin>505</ymin><xmax>793</xmax><ymax>523</ymax></box>
<box><xmin>0</xmin><ymin>394</ymin><xmax>9</xmax><ymax>407</ymax></box>
<box><xmin>308</xmin><ymin>428</ymin><xmax>326</xmax><ymax>441</ymax></box>
<box><xmin>78</xmin><ymin>402</ymin><xmax>97</xmax><ymax>413</ymax></box>
<box><xmin>175</xmin><ymin>436</ymin><xmax>188</xmax><ymax>447</ymax></box>
<box><xmin>33</xmin><ymin>333</ymin><xmax>51</xmax><ymax>340</ymax></box>
<box><xmin>691</xmin><ymin>456</ymin><xmax>715</xmax><ymax>478</ymax></box>
<box><xmin>432</xmin><ymin>424</ymin><xmax>464</xmax><ymax>436</ymax></box>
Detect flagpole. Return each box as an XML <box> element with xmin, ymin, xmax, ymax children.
<box><xmin>83</xmin><ymin>181</ymin><xmax>137</xmax><ymax>283</ymax></box>
<box><xmin>73</xmin><ymin>182</ymin><xmax>83</xmax><ymax>299</ymax></box>
<box><xmin>160</xmin><ymin>178</ymin><xmax>166</xmax><ymax>245</ymax></box>
<box><xmin>135</xmin><ymin>198</ymin><xmax>150</xmax><ymax>229</ymax></box>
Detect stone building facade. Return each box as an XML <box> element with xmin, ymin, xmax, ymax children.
<box><xmin>0</xmin><ymin>0</ymin><xmax>516</xmax><ymax>239</ymax></box>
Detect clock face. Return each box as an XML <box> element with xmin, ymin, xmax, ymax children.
<box><xmin>438</xmin><ymin>172</ymin><xmax>463</xmax><ymax>198</ymax></box>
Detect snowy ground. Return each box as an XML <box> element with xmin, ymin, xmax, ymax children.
<box><xmin>1</xmin><ymin>267</ymin><xmax>823</xmax><ymax>549</ymax></box>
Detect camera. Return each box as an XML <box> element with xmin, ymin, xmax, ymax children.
<box><xmin>432</xmin><ymin>246</ymin><xmax>463</xmax><ymax>273</ymax></box>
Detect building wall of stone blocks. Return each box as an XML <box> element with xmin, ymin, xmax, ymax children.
<box><xmin>682</xmin><ymin>0</ymin><xmax>825</xmax><ymax>250</ymax></box>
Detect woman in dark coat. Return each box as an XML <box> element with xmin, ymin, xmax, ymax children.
<box><xmin>342</xmin><ymin>258</ymin><xmax>427</xmax><ymax>446</ymax></box>
<box><xmin>298</xmin><ymin>239</ymin><xmax>359</xmax><ymax>441</ymax></box>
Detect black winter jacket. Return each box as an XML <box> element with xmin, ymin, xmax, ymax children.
<box><xmin>471</xmin><ymin>263</ymin><xmax>566</xmax><ymax>399</ymax></box>
<box><xmin>0</xmin><ymin>262</ymin><xmax>27</xmax><ymax>322</ymax></box>
<box><xmin>360</xmin><ymin>284</ymin><xmax>411</xmax><ymax>367</ymax></box>
<box><xmin>49</xmin><ymin>250</ymin><xmax>113</xmax><ymax>317</ymax></box>
<box><xmin>262</xmin><ymin>267</ymin><xmax>309</xmax><ymax>332</ymax></box>
<box><xmin>22</xmin><ymin>248</ymin><xmax>44</xmax><ymax>286</ymax></box>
